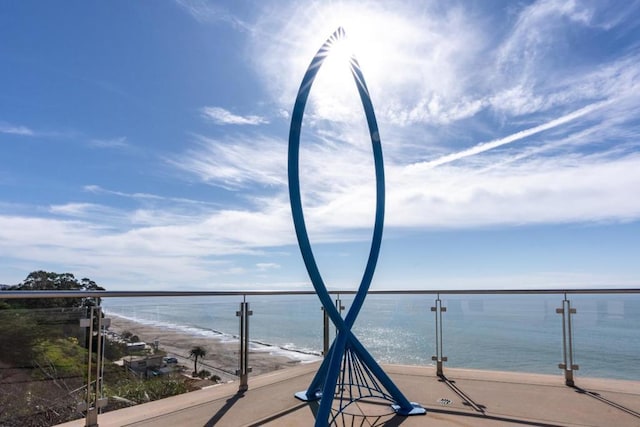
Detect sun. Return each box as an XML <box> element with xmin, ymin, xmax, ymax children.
<box><xmin>326</xmin><ymin>28</ymin><xmax>353</xmax><ymax>65</ymax></box>
<box><xmin>308</xmin><ymin>27</ymin><xmax>372</xmax><ymax>124</ymax></box>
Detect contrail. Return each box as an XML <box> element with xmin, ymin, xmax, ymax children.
<box><xmin>411</xmin><ymin>99</ymin><xmax>611</xmax><ymax>170</ymax></box>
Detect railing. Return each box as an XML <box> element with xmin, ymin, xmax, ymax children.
<box><xmin>1</xmin><ymin>288</ymin><xmax>638</xmax><ymax>426</ymax></box>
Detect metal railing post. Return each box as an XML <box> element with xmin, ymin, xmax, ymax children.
<box><xmin>321</xmin><ymin>307</ymin><xmax>329</xmax><ymax>357</ymax></box>
<box><xmin>431</xmin><ymin>294</ymin><xmax>447</xmax><ymax>377</ymax></box>
<box><xmin>334</xmin><ymin>294</ymin><xmax>345</xmax><ymax>337</ymax></box>
<box><xmin>79</xmin><ymin>306</ymin><xmax>109</xmax><ymax>427</ymax></box>
<box><xmin>85</xmin><ymin>308</ymin><xmax>96</xmax><ymax>427</ymax></box>
<box><xmin>236</xmin><ymin>298</ymin><xmax>252</xmax><ymax>392</ymax></box>
<box><xmin>557</xmin><ymin>294</ymin><xmax>578</xmax><ymax>386</ymax></box>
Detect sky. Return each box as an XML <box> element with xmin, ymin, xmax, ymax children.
<box><xmin>1</xmin><ymin>0</ymin><xmax>639</xmax><ymax>291</ymax></box>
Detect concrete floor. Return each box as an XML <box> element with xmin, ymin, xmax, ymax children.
<box><xmin>57</xmin><ymin>363</ymin><xmax>640</xmax><ymax>426</ymax></box>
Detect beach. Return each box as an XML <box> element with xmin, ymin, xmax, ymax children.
<box><xmin>107</xmin><ymin>314</ymin><xmax>308</xmax><ymax>383</ymax></box>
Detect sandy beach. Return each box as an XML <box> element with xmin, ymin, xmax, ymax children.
<box><xmin>107</xmin><ymin>315</ymin><xmax>306</xmax><ymax>383</ymax></box>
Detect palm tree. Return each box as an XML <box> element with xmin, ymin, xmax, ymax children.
<box><xmin>189</xmin><ymin>345</ymin><xmax>207</xmax><ymax>375</ymax></box>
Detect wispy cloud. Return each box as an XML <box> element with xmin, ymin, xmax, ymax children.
<box><xmin>83</xmin><ymin>184</ymin><xmax>220</xmax><ymax>207</ymax></box>
<box><xmin>171</xmin><ymin>134</ymin><xmax>285</xmax><ymax>188</ymax></box>
<box><xmin>496</xmin><ymin>0</ymin><xmax>594</xmax><ymax>75</ymax></box>
<box><xmin>411</xmin><ymin>100</ymin><xmax>610</xmax><ymax>170</ymax></box>
<box><xmin>0</xmin><ymin>122</ymin><xmax>35</xmax><ymax>136</ymax></box>
<box><xmin>0</xmin><ymin>121</ymin><xmax>89</xmax><ymax>140</ymax></box>
<box><xmin>174</xmin><ymin>0</ymin><xmax>252</xmax><ymax>31</ymax></box>
<box><xmin>79</xmin><ymin>185</ymin><xmax>224</xmax><ymax>228</ymax></box>
<box><xmin>201</xmin><ymin>106</ymin><xmax>268</xmax><ymax>126</ymax></box>
<box><xmin>172</xmin><ymin>97</ymin><xmax>640</xmax><ymax>235</ymax></box>
<box><xmin>88</xmin><ymin>136</ymin><xmax>129</xmax><ymax>148</ymax></box>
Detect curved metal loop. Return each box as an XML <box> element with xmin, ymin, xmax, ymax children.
<box><xmin>287</xmin><ymin>27</ymin><xmax>385</xmax><ymax>330</ymax></box>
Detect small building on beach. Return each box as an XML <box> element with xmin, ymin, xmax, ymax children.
<box><xmin>124</xmin><ymin>354</ymin><xmax>164</xmax><ymax>378</ymax></box>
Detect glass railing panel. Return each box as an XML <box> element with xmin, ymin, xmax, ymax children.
<box><xmin>0</xmin><ymin>305</ymin><xmax>89</xmax><ymax>426</ymax></box>
<box><xmin>353</xmin><ymin>294</ymin><xmax>435</xmax><ymax>365</ymax></box>
<box><xmin>571</xmin><ymin>293</ymin><xmax>640</xmax><ymax>381</ymax></box>
<box><xmin>245</xmin><ymin>294</ymin><xmax>324</xmax><ymax>372</ymax></box>
<box><xmin>102</xmin><ymin>296</ymin><xmax>241</xmax><ymax>336</ymax></box>
<box><xmin>3</xmin><ymin>289</ymin><xmax>637</xmax><ymax>426</ymax></box>
<box><xmin>442</xmin><ymin>294</ymin><xmax>561</xmax><ymax>375</ymax></box>
<box><xmin>100</xmin><ymin>296</ymin><xmax>242</xmax><ymax>413</ymax></box>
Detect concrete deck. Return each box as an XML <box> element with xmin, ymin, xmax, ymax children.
<box><xmin>58</xmin><ymin>363</ymin><xmax>640</xmax><ymax>426</ymax></box>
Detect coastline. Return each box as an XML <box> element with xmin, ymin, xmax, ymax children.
<box><xmin>107</xmin><ymin>314</ymin><xmax>316</xmax><ymax>383</ymax></box>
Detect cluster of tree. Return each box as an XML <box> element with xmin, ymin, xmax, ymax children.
<box><xmin>0</xmin><ymin>271</ymin><xmax>212</xmax><ymax>426</ymax></box>
<box><xmin>121</xmin><ymin>330</ymin><xmax>141</xmax><ymax>343</ymax></box>
<box><xmin>0</xmin><ymin>271</ymin><xmax>106</xmax><ymax>426</ymax></box>
<box><xmin>0</xmin><ymin>270</ymin><xmax>105</xmax><ymax>310</ymax></box>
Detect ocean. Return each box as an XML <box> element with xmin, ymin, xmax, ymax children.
<box><xmin>102</xmin><ymin>293</ymin><xmax>640</xmax><ymax>381</ymax></box>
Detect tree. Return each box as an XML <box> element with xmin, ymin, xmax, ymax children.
<box><xmin>188</xmin><ymin>346</ymin><xmax>207</xmax><ymax>376</ymax></box>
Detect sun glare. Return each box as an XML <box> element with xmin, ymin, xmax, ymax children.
<box><xmin>329</xmin><ymin>33</ymin><xmax>353</xmax><ymax>65</ymax></box>
<box><xmin>310</xmin><ymin>23</ymin><xmax>381</xmax><ymax>124</ymax></box>
<box><xmin>320</xmin><ymin>35</ymin><xmax>354</xmax><ymax>84</ymax></box>
<box><xmin>299</xmin><ymin>4</ymin><xmax>405</xmax><ymax>124</ymax></box>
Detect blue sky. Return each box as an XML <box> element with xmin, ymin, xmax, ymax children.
<box><xmin>1</xmin><ymin>0</ymin><xmax>639</xmax><ymax>291</ymax></box>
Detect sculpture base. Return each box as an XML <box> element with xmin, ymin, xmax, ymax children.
<box><xmin>296</xmin><ymin>391</ymin><xmax>426</xmax><ymax>416</ymax></box>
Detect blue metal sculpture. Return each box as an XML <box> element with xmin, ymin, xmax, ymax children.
<box><xmin>288</xmin><ymin>27</ymin><xmax>426</xmax><ymax>425</ymax></box>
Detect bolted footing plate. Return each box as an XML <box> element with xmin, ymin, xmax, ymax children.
<box><xmin>294</xmin><ymin>390</ymin><xmax>322</xmax><ymax>402</ymax></box>
<box><xmin>391</xmin><ymin>402</ymin><xmax>427</xmax><ymax>416</ymax></box>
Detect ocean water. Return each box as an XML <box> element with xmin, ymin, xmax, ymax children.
<box><xmin>102</xmin><ymin>293</ymin><xmax>640</xmax><ymax>381</ymax></box>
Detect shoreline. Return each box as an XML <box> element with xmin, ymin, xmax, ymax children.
<box><xmin>107</xmin><ymin>314</ymin><xmax>315</xmax><ymax>383</ymax></box>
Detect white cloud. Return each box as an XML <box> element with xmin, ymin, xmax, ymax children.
<box><xmin>0</xmin><ymin>122</ymin><xmax>35</xmax><ymax>136</ymax></box>
<box><xmin>201</xmin><ymin>106</ymin><xmax>268</xmax><ymax>126</ymax></box>
<box><xmin>49</xmin><ymin>203</ymin><xmax>111</xmax><ymax>217</ymax></box>
<box><xmin>161</xmin><ymin>0</ymin><xmax>640</xmax><ymax>241</ymax></box>
<box><xmin>256</xmin><ymin>262</ymin><xmax>280</xmax><ymax>271</ymax></box>
<box><xmin>4</xmin><ymin>0</ymin><xmax>639</xmax><ymax>290</ymax></box>
<box><xmin>173</xmin><ymin>95</ymin><xmax>640</xmax><ymax>236</ymax></box>
<box><xmin>4</xmin><ymin>138</ymin><xmax>639</xmax><ymax>290</ymax></box>
<box><xmin>0</xmin><ymin>200</ymin><xmax>296</xmax><ymax>289</ymax></box>
<box><xmin>250</xmin><ymin>1</ymin><xmax>488</xmax><ymax>126</ymax></box>
<box><xmin>388</xmin><ymin>152</ymin><xmax>640</xmax><ymax>228</ymax></box>
<box><xmin>247</xmin><ymin>0</ymin><xmax>640</xmax><ymax>130</ymax></box>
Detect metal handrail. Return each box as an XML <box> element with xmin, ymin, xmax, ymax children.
<box><xmin>2</xmin><ymin>285</ymin><xmax>638</xmax><ymax>425</ymax></box>
<box><xmin>1</xmin><ymin>288</ymin><xmax>639</xmax><ymax>299</ymax></box>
